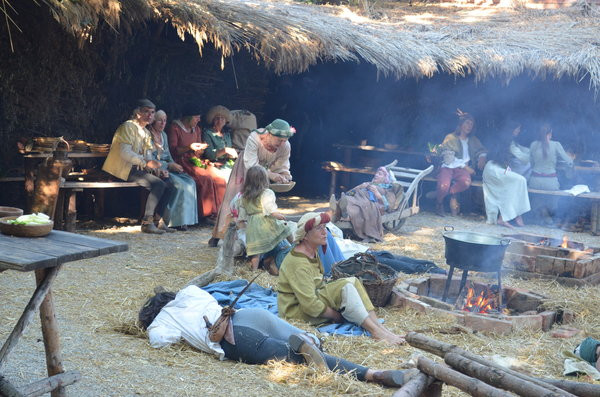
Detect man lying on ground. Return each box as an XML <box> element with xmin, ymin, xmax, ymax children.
<box><xmin>139</xmin><ymin>285</ymin><xmax>414</xmax><ymax>388</ymax></box>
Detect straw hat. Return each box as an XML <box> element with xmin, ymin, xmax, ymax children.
<box><xmin>206</xmin><ymin>105</ymin><xmax>231</xmax><ymax>125</ymax></box>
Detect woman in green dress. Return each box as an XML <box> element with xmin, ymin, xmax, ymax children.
<box><xmin>202</xmin><ymin>105</ymin><xmax>238</xmax><ymax>182</ymax></box>
<box><xmin>239</xmin><ymin>165</ymin><xmax>293</xmax><ymax>271</ymax></box>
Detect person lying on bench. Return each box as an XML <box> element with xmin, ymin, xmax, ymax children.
<box><xmin>329</xmin><ymin>167</ymin><xmax>403</xmax><ymax>242</ymax></box>
<box><xmin>277</xmin><ymin>212</ymin><xmax>405</xmax><ymax>345</ymax></box>
<box><xmin>139</xmin><ymin>285</ymin><xmax>414</xmax><ymax>388</ymax></box>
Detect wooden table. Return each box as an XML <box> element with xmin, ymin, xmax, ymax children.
<box><xmin>0</xmin><ymin>230</ymin><xmax>128</xmax><ymax>397</ymax></box>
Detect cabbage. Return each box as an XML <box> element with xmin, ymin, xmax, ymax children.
<box><xmin>8</xmin><ymin>213</ymin><xmax>51</xmax><ymax>225</ymax></box>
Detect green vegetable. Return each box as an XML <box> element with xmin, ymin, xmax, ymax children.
<box><xmin>8</xmin><ymin>213</ymin><xmax>51</xmax><ymax>225</ymax></box>
<box><xmin>189</xmin><ymin>157</ymin><xmax>206</xmax><ymax>169</ymax></box>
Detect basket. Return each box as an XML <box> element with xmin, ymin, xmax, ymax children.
<box><xmin>0</xmin><ymin>216</ymin><xmax>53</xmax><ymax>237</ymax></box>
<box><xmin>331</xmin><ymin>252</ymin><xmax>398</xmax><ymax>307</ymax></box>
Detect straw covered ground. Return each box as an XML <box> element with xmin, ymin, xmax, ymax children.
<box><xmin>1</xmin><ymin>197</ymin><xmax>600</xmax><ymax>396</ymax></box>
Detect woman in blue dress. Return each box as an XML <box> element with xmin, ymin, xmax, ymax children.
<box><xmin>148</xmin><ymin>110</ymin><xmax>198</xmax><ymax>230</ymax></box>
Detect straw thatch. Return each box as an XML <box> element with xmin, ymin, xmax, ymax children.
<box><xmin>31</xmin><ymin>0</ymin><xmax>600</xmax><ymax>89</ymax></box>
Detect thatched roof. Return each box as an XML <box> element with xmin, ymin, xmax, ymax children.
<box><xmin>33</xmin><ymin>0</ymin><xmax>600</xmax><ymax>88</ymax></box>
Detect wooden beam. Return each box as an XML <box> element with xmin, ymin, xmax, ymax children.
<box><xmin>18</xmin><ymin>370</ymin><xmax>80</xmax><ymax>397</ymax></box>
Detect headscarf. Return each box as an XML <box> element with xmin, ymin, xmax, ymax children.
<box><xmin>295</xmin><ymin>212</ymin><xmax>330</xmax><ymax>244</ymax></box>
<box><xmin>206</xmin><ymin>105</ymin><xmax>231</xmax><ymax>125</ymax></box>
<box><xmin>373</xmin><ymin>167</ymin><xmax>395</xmax><ymax>185</ymax></box>
<box><xmin>577</xmin><ymin>337</ymin><xmax>600</xmax><ymax>364</ymax></box>
<box><xmin>137</xmin><ymin>98</ymin><xmax>156</xmax><ymax>109</ymax></box>
<box><xmin>255</xmin><ymin>119</ymin><xmax>296</xmax><ymax>138</ymax></box>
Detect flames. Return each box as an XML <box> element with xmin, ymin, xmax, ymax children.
<box><xmin>463</xmin><ymin>287</ymin><xmax>495</xmax><ymax>314</ymax></box>
<box><xmin>561</xmin><ymin>235</ymin><xmax>569</xmax><ymax>249</ymax></box>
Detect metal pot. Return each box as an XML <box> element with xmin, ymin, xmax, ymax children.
<box><xmin>442</xmin><ymin>226</ymin><xmax>510</xmax><ymax>272</ymax></box>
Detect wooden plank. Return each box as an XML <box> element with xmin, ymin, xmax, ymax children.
<box><xmin>0</xmin><ymin>246</ymin><xmax>57</xmax><ymax>271</ymax></box>
<box><xmin>44</xmin><ymin>231</ymin><xmax>128</xmax><ymax>254</ymax></box>
<box><xmin>0</xmin><ymin>237</ymin><xmax>100</xmax><ymax>264</ymax></box>
<box><xmin>60</xmin><ymin>181</ymin><xmax>138</xmax><ymax>189</ymax></box>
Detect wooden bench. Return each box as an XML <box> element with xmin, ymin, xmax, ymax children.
<box><xmin>323</xmin><ymin>161</ymin><xmax>600</xmax><ymax>234</ymax></box>
<box><xmin>55</xmin><ymin>180</ymin><xmax>141</xmax><ymax>232</ymax></box>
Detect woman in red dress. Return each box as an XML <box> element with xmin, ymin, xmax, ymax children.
<box><xmin>168</xmin><ymin>104</ymin><xmax>227</xmax><ymax>221</ymax></box>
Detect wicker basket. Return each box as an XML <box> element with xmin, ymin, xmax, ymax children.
<box><xmin>0</xmin><ymin>216</ymin><xmax>53</xmax><ymax>237</ymax></box>
<box><xmin>331</xmin><ymin>252</ymin><xmax>398</xmax><ymax>307</ymax></box>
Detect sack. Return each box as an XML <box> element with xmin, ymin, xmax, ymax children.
<box><xmin>331</xmin><ymin>252</ymin><xmax>398</xmax><ymax>307</ymax></box>
<box><xmin>204</xmin><ymin>307</ymin><xmax>236</xmax><ymax>344</ymax></box>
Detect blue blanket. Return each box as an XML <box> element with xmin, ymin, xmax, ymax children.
<box><xmin>202</xmin><ymin>280</ymin><xmax>370</xmax><ymax>336</ymax></box>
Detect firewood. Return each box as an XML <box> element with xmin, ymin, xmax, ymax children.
<box><xmin>392</xmin><ymin>371</ymin><xmax>440</xmax><ymax>397</ymax></box>
<box><xmin>444</xmin><ymin>352</ymin><xmax>562</xmax><ymax>397</ymax></box>
<box><xmin>539</xmin><ymin>378</ymin><xmax>600</xmax><ymax>397</ymax></box>
<box><xmin>406</xmin><ymin>332</ymin><xmax>576</xmax><ymax>396</ymax></box>
<box><xmin>416</xmin><ymin>356</ymin><xmax>512</xmax><ymax>397</ymax></box>
<box><xmin>18</xmin><ymin>370</ymin><xmax>81</xmax><ymax>397</ymax></box>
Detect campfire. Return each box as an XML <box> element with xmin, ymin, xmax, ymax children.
<box><xmin>391</xmin><ymin>275</ymin><xmax>565</xmax><ymax>334</ymax></box>
<box><xmin>504</xmin><ymin>232</ymin><xmax>600</xmax><ymax>286</ymax></box>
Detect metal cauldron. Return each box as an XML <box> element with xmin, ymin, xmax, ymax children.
<box><xmin>443</xmin><ymin>226</ymin><xmax>510</xmax><ymax>272</ymax></box>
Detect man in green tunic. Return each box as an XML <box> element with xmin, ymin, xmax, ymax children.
<box><xmin>277</xmin><ymin>212</ymin><xmax>405</xmax><ymax>345</ymax></box>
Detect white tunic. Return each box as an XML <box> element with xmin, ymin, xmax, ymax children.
<box><xmin>147</xmin><ymin>286</ymin><xmax>225</xmax><ymax>359</ymax></box>
<box><xmin>482</xmin><ymin>161</ymin><xmax>531</xmax><ymax>223</ymax></box>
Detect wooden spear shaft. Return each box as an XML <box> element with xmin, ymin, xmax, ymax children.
<box><xmin>406</xmin><ymin>332</ymin><xmax>576</xmax><ymax>397</ymax></box>
<box><xmin>444</xmin><ymin>352</ymin><xmax>561</xmax><ymax>397</ymax></box>
<box><xmin>417</xmin><ymin>356</ymin><xmax>512</xmax><ymax>397</ymax></box>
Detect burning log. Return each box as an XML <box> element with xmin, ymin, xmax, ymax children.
<box><xmin>416</xmin><ymin>356</ymin><xmax>512</xmax><ymax>397</ymax></box>
<box><xmin>406</xmin><ymin>332</ymin><xmax>576</xmax><ymax>396</ymax></box>
<box><xmin>444</xmin><ymin>352</ymin><xmax>562</xmax><ymax>397</ymax></box>
<box><xmin>392</xmin><ymin>372</ymin><xmax>440</xmax><ymax>397</ymax></box>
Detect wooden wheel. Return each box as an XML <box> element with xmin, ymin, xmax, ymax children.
<box><xmin>383</xmin><ymin>217</ymin><xmax>406</xmax><ymax>233</ymax></box>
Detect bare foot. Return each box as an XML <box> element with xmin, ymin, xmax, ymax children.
<box><xmin>515</xmin><ymin>216</ymin><xmax>525</xmax><ymax>227</ymax></box>
<box><xmin>370</xmin><ymin>328</ymin><xmax>405</xmax><ymax>345</ymax></box>
<box><xmin>497</xmin><ymin>218</ymin><xmax>514</xmax><ymax>229</ymax></box>
<box><xmin>250</xmin><ymin>255</ymin><xmax>260</xmax><ymax>270</ymax></box>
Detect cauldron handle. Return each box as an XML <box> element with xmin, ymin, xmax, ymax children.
<box><xmin>443</xmin><ymin>226</ymin><xmax>454</xmax><ymax>232</ymax></box>
<box><xmin>500</xmin><ymin>238</ymin><xmax>511</xmax><ymax>246</ymax></box>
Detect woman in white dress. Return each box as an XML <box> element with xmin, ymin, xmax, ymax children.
<box><xmin>482</xmin><ymin>135</ymin><xmax>530</xmax><ymax>228</ymax></box>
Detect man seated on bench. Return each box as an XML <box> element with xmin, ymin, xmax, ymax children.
<box><xmin>103</xmin><ymin>99</ymin><xmax>176</xmax><ymax>234</ymax></box>
<box><xmin>329</xmin><ymin>167</ymin><xmax>403</xmax><ymax>242</ymax></box>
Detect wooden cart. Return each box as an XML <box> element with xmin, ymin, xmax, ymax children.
<box><xmin>334</xmin><ymin>161</ymin><xmax>434</xmax><ymax>234</ymax></box>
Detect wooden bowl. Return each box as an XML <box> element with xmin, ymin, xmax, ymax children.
<box><xmin>0</xmin><ymin>206</ymin><xmax>23</xmax><ymax>218</ymax></box>
<box><xmin>0</xmin><ymin>216</ymin><xmax>53</xmax><ymax>237</ymax></box>
<box><xmin>270</xmin><ymin>181</ymin><xmax>296</xmax><ymax>193</ymax></box>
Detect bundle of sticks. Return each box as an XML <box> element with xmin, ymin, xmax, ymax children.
<box><xmin>394</xmin><ymin>332</ymin><xmax>600</xmax><ymax>397</ymax></box>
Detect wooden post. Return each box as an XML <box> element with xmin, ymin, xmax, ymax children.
<box><xmin>392</xmin><ymin>371</ymin><xmax>441</xmax><ymax>397</ymax></box>
<box><xmin>329</xmin><ymin>170</ymin><xmax>337</xmax><ymax>197</ymax></box>
<box><xmin>0</xmin><ymin>266</ymin><xmax>60</xmax><ymax>369</ymax></box>
<box><xmin>18</xmin><ymin>370</ymin><xmax>81</xmax><ymax>397</ymax></box>
<box><xmin>65</xmin><ymin>189</ymin><xmax>78</xmax><ymax>232</ymax></box>
<box><xmin>34</xmin><ymin>269</ymin><xmax>66</xmax><ymax>397</ymax></box>
<box><xmin>444</xmin><ymin>352</ymin><xmax>560</xmax><ymax>397</ymax></box>
<box><xmin>406</xmin><ymin>332</ymin><xmax>575</xmax><ymax>396</ymax></box>
<box><xmin>417</xmin><ymin>356</ymin><xmax>512</xmax><ymax>397</ymax></box>
<box><xmin>591</xmin><ymin>201</ymin><xmax>597</xmax><ymax>235</ymax></box>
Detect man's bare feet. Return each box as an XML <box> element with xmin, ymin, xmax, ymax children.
<box><xmin>250</xmin><ymin>255</ymin><xmax>260</xmax><ymax>270</ymax></box>
<box><xmin>515</xmin><ymin>216</ymin><xmax>525</xmax><ymax>227</ymax></box>
<box><xmin>370</xmin><ymin>328</ymin><xmax>405</xmax><ymax>345</ymax></box>
<box><xmin>497</xmin><ymin>216</ymin><xmax>514</xmax><ymax>229</ymax></box>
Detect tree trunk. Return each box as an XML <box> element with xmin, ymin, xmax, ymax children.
<box><xmin>417</xmin><ymin>356</ymin><xmax>512</xmax><ymax>397</ymax></box>
<box><xmin>539</xmin><ymin>378</ymin><xmax>600</xmax><ymax>397</ymax></box>
<box><xmin>392</xmin><ymin>371</ymin><xmax>441</xmax><ymax>397</ymax></box>
<box><xmin>444</xmin><ymin>352</ymin><xmax>560</xmax><ymax>397</ymax></box>
<box><xmin>18</xmin><ymin>370</ymin><xmax>80</xmax><ymax>397</ymax></box>
<box><xmin>186</xmin><ymin>223</ymin><xmax>237</xmax><ymax>288</ymax></box>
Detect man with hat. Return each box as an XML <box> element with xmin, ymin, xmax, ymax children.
<box><xmin>209</xmin><ymin>118</ymin><xmax>295</xmax><ymax>247</ymax></box>
<box><xmin>103</xmin><ymin>99</ymin><xmax>176</xmax><ymax>234</ymax></box>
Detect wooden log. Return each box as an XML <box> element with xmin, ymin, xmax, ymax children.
<box><xmin>0</xmin><ymin>374</ymin><xmax>24</xmax><ymax>397</ymax></box>
<box><xmin>392</xmin><ymin>371</ymin><xmax>440</xmax><ymax>397</ymax></box>
<box><xmin>185</xmin><ymin>223</ymin><xmax>237</xmax><ymax>288</ymax></box>
<box><xmin>18</xmin><ymin>370</ymin><xmax>81</xmax><ymax>397</ymax></box>
<box><xmin>539</xmin><ymin>378</ymin><xmax>600</xmax><ymax>397</ymax></box>
<box><xmin>444</xmin><ymin>352</ymin><xmax>560</xmax><ymax>397</ymax></box>
<box><xmin>0</xmin><ymin>266</ymin><xmax>60</xmax><ymax>369</ymax></box>
<box><xmin>34</xmin><ymin>269</ymin><xmax>65</xmax><ymax>397</ymax></box>
<box><xmin>406</xmin><ymin>332</ymin><xmax>575</xmax><ymax>396</ymax></box>
<box><xmin>416</xmin><ymin>356</ymin><xmax>512</xmax><ymax>397</ymax></box>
